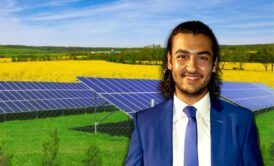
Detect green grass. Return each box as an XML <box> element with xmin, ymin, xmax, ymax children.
<box><xmin>255</xmin><ymin>110</ymin><xmax>274</xmax><ymax>166</ymax></box>
<box><xmin>0</xmin><ymin>111</ymin><xmax>131</xmax><ymax>165</ymax></box>
<box><xmin>0</xmin><ymin>110</ymin><xmax>273</xmax><ymax>165</ymax></box>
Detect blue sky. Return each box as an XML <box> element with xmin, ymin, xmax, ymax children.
<box><xmin>0</xmin><ymin>0</ymin><xmax>273</xmax><ymax>47</ymax></box>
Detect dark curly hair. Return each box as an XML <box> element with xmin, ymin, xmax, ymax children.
<box><xmin>160</xmin><ymin>21</ymin><xmax>222</xmax><ymax>101</ymax></box>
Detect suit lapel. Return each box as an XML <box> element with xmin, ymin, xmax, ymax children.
<box><xmin>210</xmin><ymin>99</ymin><xmax>226</xmax><ymax>166</ymax></box>
<box><xmin>156</xmin><ymin>98</ymin><xmax>227</xmax><ymax>165</ymax></box>
<box><xmin>158</xmin><ymin>99</ymin><xmax>173</xmax><ymax>165</ymax></box>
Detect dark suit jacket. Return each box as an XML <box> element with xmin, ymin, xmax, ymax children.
<box><xmin>125</xmin><ymin>98</ymin><xmax>262</xmax><ymax>166</ymax></box>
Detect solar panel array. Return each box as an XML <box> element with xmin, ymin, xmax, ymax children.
<box><xmin>221</xmin><ymin>82</ymin><xmax>274</xmax><ymax>111</ymax></box>
<box><xmin>78</xmin><ymin>77</ymin><xmax>165</xmax><ymax>116</ymax></box>
<box><xmin>0</xmin><ymin>81</ymin><xmax>108</xmax><ymax>114</ymax></box>
<box><xmin>1</xmin><ymin>78</ymin><xmax>273</xmax><ymax>115</ymax></box>
<box><xmin>78</xmin><ymin>77</ymin><xmax>274</xmax><ymax>115</ymax></box>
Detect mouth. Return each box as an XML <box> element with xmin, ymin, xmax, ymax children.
<box><xmin>186</xmin><ymin>76</ymin><xmax>200</xmax><ymax>80</ymax></box>
<box><xmin>184</xmin><ymin>74</ymin><xmax>202</xmax><ymax>81</ymax></box>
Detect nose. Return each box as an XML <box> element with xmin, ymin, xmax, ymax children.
<box><xmin>186</xmin><ymin>56</ymin><xmax>197</xmax><ymax>73</ymax></box>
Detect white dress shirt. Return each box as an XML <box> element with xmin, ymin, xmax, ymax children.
<box><xmin>173</xmin><ymin>93</ymin><xmax>211</xmax><ymax>166</ymax></box>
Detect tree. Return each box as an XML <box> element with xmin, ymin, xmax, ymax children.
<box><xmin>0</xmin><ymin>142</ymin><xmax>13</xmax><ymax>166</ymax></box>
<box><xmin>252</xmin><ymin>47</ymin><xmax>272</xmax><ymax>71</ymax></box>
<box><xmin>233</xmin><ymin>48</ymin><xmax>251</xmax><ymax>70</ymax></box>
<box><xmin>220</xmin><ymin>52</ymin><xmax>232</xmax><ymax>70</ymax></box>
<box><xmin>11</xmin><ymin>56</ymin><xmax>16</xmax><ymax>62</ymax></box>
<box><xmin>82</xmin><ymin>144</ymin><xmax>102</xmax><ymax>166</ymax></box>
<box><xmin>42</xmin><ymin>128</ymin><xmax>60</xmax><ymax>166</ymax></box>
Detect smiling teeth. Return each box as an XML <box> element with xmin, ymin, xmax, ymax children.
<box><xmin>186</xmin><ymin>76</ymin><xmax>199</xmax><ymax>80</ymax></box>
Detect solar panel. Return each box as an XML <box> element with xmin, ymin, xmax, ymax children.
<box><xmin>0</xmin><ymin>81</ymin><xmax>108</xmax><ymax>114</ymax></box>
<box><xmin>78</xmin><ymin>77</ymin><xmax>274</xmax><ymax>115</ymax></box>
<box><xmin>1</xmin><ymin>79</ymin><xmax>272</xmax><ymax>115</ymax></box>
<box><xmin>77</xmin><ymin>77</ymin><xmax>160</xmax><ymax>93</ymax></box>
<box><xmin>221</xmin><ymin>82</ymin><xmax>274</xmax><ymax>111</ymax></box>
<box><xmin>101</xmin><ymin>93</ymin><xmax>165</xmax><ymax>115</ymax></box>
<box><xmin>78</xmin><ymin>77</ymin><xmax>165</xmax><ymax>116</ymax></box>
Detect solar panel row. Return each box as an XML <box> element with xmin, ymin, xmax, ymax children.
<box><xmin>222</xmin><ymin>82</ymin><xmax>274</xmax><ymax>111</ymax></box>
<box><xmin>0</xmin><ymin>78</ymin><xmax>273</xmax><ymax>116</ymax></box>
<box><xmin>101</xmin><ymin>93</ymin><xmax>165</xmax><ymax>115</ymax></box>
<box><xmin>1</xmin><ymin>98</ymin><xmax>97</xmax><ymax>113</ymax></box>
<box><xmin>0</xmin><ymin>81</ymin><xmax>88</xmax><ymax>90</ymax></box>
<box><xmin>0</xmin><ymin>81</ymin><xmax>108</xmax><ymax>114</ymax></box>
<box><xmin>78</xmin><ymin>77</ymin><xmax>160</xmax><ymax>93</ymax></box>
<box><xmin>78</xmin><ymin>77</ymin><xmax>166</xmax><ymax>116</ymax></box>
<box><xmin>78</xmin><ymin>77</ymin><xmax>274</xmax><ymax>115</ymax></box>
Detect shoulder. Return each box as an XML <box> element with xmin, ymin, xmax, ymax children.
<box><xmin>137</xmin><ymin>100</ymin><xmax>168</xmax><ymax>115</ymax></box>
<box><xmin>217</xmin><ymin>99</ymin><xmax>254</xmax><ymax>122</ymax></box>
<box><xmin>133</xmin><ymin>99</ymin><xmax>172</xmax><ymax>124</ymax></box>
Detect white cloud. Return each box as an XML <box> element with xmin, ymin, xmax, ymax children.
<box><xmin>0</xmin><ymin>0</ymin><xmax>272</xmax><ymax>47</ymax></box>
<box><xmin>0</xmin><ymin>0</ymin><xmax>22</xmax><ymax>14</ymax></box>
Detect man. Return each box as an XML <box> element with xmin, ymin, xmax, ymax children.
<box><xmin>125</xmin><ymin>21</ymin><xmax>262</xmax><ymax>166</ymax></box>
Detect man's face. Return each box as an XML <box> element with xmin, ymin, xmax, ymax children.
<box><xmin>167</xmin><ymin>33</ymin><xmax>215</xmax><ymax>97</ymax></box>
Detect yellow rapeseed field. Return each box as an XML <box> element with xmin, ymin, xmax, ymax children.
<box><xmin>221</xmin><ymin>62</ymin><xmax>274</xmax><ymax>87</ymax></box>
<box><xmin>0</xmin><ymin>60</ymin><xmax>162</xmax><ymax>82</ymax></box>
<box><xmin>0</xmin><ymin>58</ymin><xmax>12</xmax><ymax>63</ymax></box>
<box><xmin>0</xmin><ymin>60</ymin><xmax>273</xmax><ymax>87</ymax></box>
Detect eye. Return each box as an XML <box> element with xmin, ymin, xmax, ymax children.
<box><xmin>197</xmin><ymin>56</ymin><xmax>209</xmax><ymax>61</ymax></box>
<box><xmin>177</xmin><ymin>54</ymin><xmax>189</xmax><ymax>60</ymax></box>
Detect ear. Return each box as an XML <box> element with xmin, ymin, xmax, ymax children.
<box><xmin>167</xmin><ymin>52</ymin><xmax>172</xmax><ymax>70</ymax></box>
<box><xmin>212</xmin><ymin>58</ymin><xmax>217</xmax><ymax>73</ymax></box>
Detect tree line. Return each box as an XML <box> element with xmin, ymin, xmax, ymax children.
<box><xmin>220</xmin><ymin>44</ymin><xmax>273</xmax><ymax>71</ymax></box>
<box><xmin>1</xmin><ymin>44</ymin><xmax>273</xmax><ymax>71</ymax></box>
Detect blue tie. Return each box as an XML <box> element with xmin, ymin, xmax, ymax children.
<box><xmin>183</xmin><ymin>106</ymin><xmax>198</xmax><ymax>166</ymax></box>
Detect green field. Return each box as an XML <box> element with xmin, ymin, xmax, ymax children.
<box><xmin>0</xmin><ymin>110</ymin><xmax>273</xmax><ymax>165</ymax></box>
<box><xmin>0</xmin><ymin>111</ymin><xmax>132</xmax><ymax>165</ymax></box>
<box><xmin>255</xmin><ymin>110</ymin><xmax>274</xmax><ymax>166</ymax></box>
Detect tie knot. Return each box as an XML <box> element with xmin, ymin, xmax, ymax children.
<box><xmin>183</xmin><ymin>106</ymin><xmax>196</xmax><ymax>118</ymax></box>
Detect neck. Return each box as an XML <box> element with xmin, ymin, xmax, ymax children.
<box><xmin>175</xmin><ymin>89</ymin><xmax>208</xmax><ymax>105</ymax></box>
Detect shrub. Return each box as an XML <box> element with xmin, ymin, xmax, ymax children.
<box><xmin>41</xmin><ymin>128</ymin><xmax>60</xmax><ymax>166</ymax></box>
<box><xmin>82</xmin><ymin>144</ymin><xmax>103</xmax><ymax>166</ymax></box>
<box><xmin>0</xmin><ymin>142</ymin><xmax>13</xmax><ymax>166</ymax></box>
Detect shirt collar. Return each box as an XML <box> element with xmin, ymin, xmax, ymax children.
<box><xmin>193</xmin><ymin>92</ymin><xmax>211</xmax><ymax>118</ymax></box>
<box><xmin>173</xmin><ymin>92</ymin><xmax>211</xmax><ymax>119</ymax></box>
